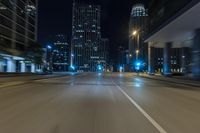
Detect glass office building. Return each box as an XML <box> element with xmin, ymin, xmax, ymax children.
<box><xmin>128</xmin><ymin>4</ymin><xmax>148</xmax><ymax>71</ymax></box>
<box><xmin>99</xmin><ymin>38</ymin><xmax>109</xmax><ymax>71</ymax></box>
<box><xmin>0</xmin><ymin>0</ymin><xmax>38</xmax><ymax>72</ymax></box>
<box><xmin>71</xmin><ymin>2</ymin><xmax>101</xmax><ymax>72</ymax></box>
<box><xmin>51</xmin><ymin>35</ymin><xmax>70</xmax><ymax>72</ymax></box>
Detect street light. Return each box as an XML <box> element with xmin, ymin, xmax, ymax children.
<box><xmin>129</xmin><ymin>29</ymin><xmax>141</xmax><ymax>72</ymax></box>
<box><xmin>97</xmin><ymin>65</ymin><xmax>103</xmax><ymax>72</ymax></box>
<box><xmin>136</xmin><ymin>49</ymin><xmax>140</xmax><ymax>60</ymax></box>
<box><xmin>46</xmin><ymin>44</ymin><xmax>53</xmax><ymax>72</ymax></box>
<box><xmin>132</xmin><ymin>30</ymin><xmax>140</xmax><ymax>60</ymax></box>
<box><xmin>135</xmin><ymin>61</ymin><xmax>142</xmax><ymax>75</ymax></box>
<box><xmin>136</xmin><ymin>49</ymin><xmax>140</xmax><ymax>54</ymax></box>
<box><xmin>136</xmin><ymin>62</ymin><xmax>141</xmax><ymax>68</ymax></box>
<box><xmin>132</xmin><ymin>30</ymin><xmax>137</xmax><ymax>36</ymax></box>
<box><xmin>119</xmin><ymin>66</ymin><xmax>123</xmax><ymax>72</ymax></box>
<box><xmin>70</xmin><ymin>65</ymin><xmax>75</xmax><ymax>70</ymax></box>
<box><xmin>47</xmin><ymin>45</ymin><xmax>52</xmax><ymax>49</ymax></box>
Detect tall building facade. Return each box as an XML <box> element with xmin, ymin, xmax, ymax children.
<box><xmin>51</xmin><ymin>35</ymin><xmax>70</xmax><ymax>72</ymax></box>
<box><xmin>152</xmin><ymin>47</ymin><xmax>191</xmax><ymax>74</ymax></box>
<box><xmin>117</xmin><ymin>46</ymin><xmax>129</xmax><ymax>72</ymax></box>
<box><xmin>100</xmin><ymin>38</ymin><xmax>109</xmax><ymax>70</ymax></box>
<box><xmin>145</xmin><ymin>0</ymin><xmax>200</xmax><ymax>78</ymax></box>
<box><xmin>71</xmin><ymin>2</ymin><xmax>101</xmax><ymax>72</ymax></box>
<box><xmin>128</xmin><ymin>4</ymin><xmax>148</xmax><ymax>71</ymax></box>
<box><xmin>0</xmin><ymin>0</ymin><xmax>38</xmax><ymax>72</ymax></box>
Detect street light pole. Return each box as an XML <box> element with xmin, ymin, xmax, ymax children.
<box><xmin>132</xmin><ymin>30</ymin><xmax>141</xmax><ymax>75</ymax></box>
<box><xmin>137</xmin><ymin>33</ymin><xmax>140</xmax><ymax>60</ymax></box>
<box><xmin>136</xmin><ymin>49</ymin><xmax>140</xmax><ymax>60</ymax></box>
<box><xmin>46</xmin><ymin>45</ymin><xmax>53</xmax><ymax>73</ymax></box>
<box><xmin>129</xmin><ymin>30</ymin><xmax>141</xmax><ymax>72</ymax></box>
<box><xmin>132</xmin><ymin>30</ymin><xmax>140</xmax><ymax>61</ymax></box>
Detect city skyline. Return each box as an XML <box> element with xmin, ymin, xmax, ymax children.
<box><xmin>0</xmin><ymin>1</ymin><xmax>200</xmax><ymax>133</ymax></box>
<box><xmin>71</xmin><ymin>2</ymin><xmax>102</xmax><ymax>72</ymax></box>
<box><xmin>38</xmin><ymin>0</ymin><xmax>147</xmax><ymax>61</ymax></box>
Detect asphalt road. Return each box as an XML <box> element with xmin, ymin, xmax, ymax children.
<box><xmin>0</xmin><ymin>73</ymin><xmax>200</xmax><ymax>133</ymax></box>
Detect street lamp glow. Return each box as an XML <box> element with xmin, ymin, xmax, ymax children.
<box><xmin>97</xmin><ymin>65</ymin><xmax>102</xmax><ymax>71</ymax></box>
<box><xmin>47</xmin><ymin>45</ymin><xmax>52</xmax><ymax>49</ymax></box>
<box><xmin>135</xmin><ymin>61</ymin><xmax>141</xmax><ymax>71</ymax></box>
<box><xmin>132</xmin><ymin>30</ymin><xmax>137</xmax><ymax>36</ymax></box>
<box><xmin>119</xmin><ymin>66</ymin><xmax>123</xmax><ymax>72</ymax></box>
<box><xmin>136</xmin><ymin>50</ymin><xmax>140</xmax><ymax>54</ymax></box>
<box><xmin>70</xmin><ymin>65</ymin><xmax>75</xmax><ymax>70</ymax></box>
<box><xmin>136</xmin><ymin>62</ymin><xmax>141</xmax><ymax>66</ymax></box>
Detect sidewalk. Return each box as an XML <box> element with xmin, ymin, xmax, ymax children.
<box><xmin>0</xmin><ymin>72</ymin><xmax>79</xmax><ymax>88</ymax></box>
<box><xmin>0</xmin><ymin>73</ymin><xmax>37</xmax><ymax>77</ymax></box>
<box><xmin>0</xmin><ymin>72</ymin><xmax>78</xmax><ymax>83</ymax></box>
<box><xmin>139</xmin><ymin>73</ymin><xmax>200</xmax><ymax>87</ymax></box>
<box><xmin>0</xmin><ymin>72</ymin><xmax>78</xmax><ymax>77</ymax></box>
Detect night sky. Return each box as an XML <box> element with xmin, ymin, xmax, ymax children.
<box><xmin>38</xmin><ymin>0</ymin><xmax>147</xmax><ymax>61</ymax></box>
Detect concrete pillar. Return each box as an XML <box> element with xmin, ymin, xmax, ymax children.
<box><xmin>192</xmin><ymin>29</ymin><xmax>200</xmax><ymax>78</ymax></box>
<box><xmin>7</xmin><ymin>58</ymin><xmax>16</xmax><ymax>72</ymax></box>
<box><xmin>20</xmin><ymin>61</ymin><xmax>26</xmax><ymax>72</ymax></box>
<box><xmin>163</xmin><ymin>42</ymin><xmax>172</xmax><ymax>76</ymax></box>
<box><xmin>148</xmin><ymin>43</ymin><xmax>155</xmax><ymax>74</ymax></box>
<box><xmin>31</xmin><ymin>63</ymin><xmax>35</xmax><ymax>73</ymax></box>
<box><xmin>0</xmin><ymin>59</ymin><xmax>3</xmax><ymax>72</ymax></box>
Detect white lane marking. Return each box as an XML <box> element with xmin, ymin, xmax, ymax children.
<box><xmin>113</xmin><ymin>82</ymin><xmax>167</xmax><ymax>133</ymax></box>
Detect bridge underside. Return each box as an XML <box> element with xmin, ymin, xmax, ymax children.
<box><xmin>145</xmin><ymin>2</ymin><xmax>200</xmax><ymax>78</ymax></box>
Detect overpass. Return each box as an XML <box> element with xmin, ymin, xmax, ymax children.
<box><xmin>145</xmin><ymin>1</ymin><xmax>200</xmax><ymax>78</ymax></box>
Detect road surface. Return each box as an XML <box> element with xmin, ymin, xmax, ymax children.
<box><xmin>0</xmin><ymin>73</ymin><xmax>200</xmax><ymax>133</ymax></box>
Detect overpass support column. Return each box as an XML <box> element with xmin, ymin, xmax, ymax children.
<box><xmin>192</xmin><ymin>29</ymin><xmax>200</xmax><ymax>78</ymax></box>
<box><xmin>31</xmin><ymin>63</ymin><xmax>36</xmax><ymax>73</ymax></box>
<box><xmin>7</xmin><ymin>58</ymin><xmax>16</xmax><ymax>72</ymax></box>
<box><xmin>20</xmin><ymin>61</ymin><xmax>26</xmax><ymax>73</ymax></box>
<box><xmin>163</xmin><ymin>42</ymin><xmax>172</xmax><ymax>76</ymax></box>
<box><xmin>148</xmin><ymin>43</ymin><xmax>155</xmax><ymax>74</ymax></box>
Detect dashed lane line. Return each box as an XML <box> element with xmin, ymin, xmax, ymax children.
<box><xmin>113</xmin><ymin>81</ymin><xmax>167</xmax><ymax>133</ymax></box>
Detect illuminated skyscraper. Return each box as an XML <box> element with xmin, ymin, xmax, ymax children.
<box><xmin>71</xmin><ymin>2</ymin><xmax>101</xmax><ymax>72</ymax></box>
<box><xmin>128</xmin><ymin>4</ymin><xmax>148</xmax><ymax>71</ymax></box>
<box><xmin>51</xmin><ymin>35</ymin><xmax>70</xmax><ymax>72</ymax></box>
<box><xmin>100</xmin><ymin>38</ymin><xmax>109</xmax><ymax>70</ymax></box>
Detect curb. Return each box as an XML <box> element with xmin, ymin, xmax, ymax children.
<box><xmin>0</xmin><ymin>74</ymin><xmax>79</xmax><ymax>88</ymax></box>
<box><xmin>140</xmin><ymin>75</ymin><xmax>200</xmax><ymax>87</ymax></box>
